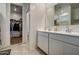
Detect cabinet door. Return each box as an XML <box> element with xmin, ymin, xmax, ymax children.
<box><xmin>38</xmin><ymin>32</ymin><xmax>48</xmax><ymax>54</ymax></box>
<box><xmin>63</xmin><ymin>42</ymin><xmax>79</xmax><ymax>55</ymax></box>
<box><xmin>49</xmin><ymin>39</ymin><xmax>63</xmax><ymax>55</ymax></box>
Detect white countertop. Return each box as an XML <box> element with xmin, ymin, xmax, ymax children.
<box><xmin>38</xmin><ymin>30</ymin><xmax>79</xmax><ymax>37</ymax></box>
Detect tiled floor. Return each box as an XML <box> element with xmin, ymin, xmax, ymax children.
<box><xmin>0</xmin><ymin>43</ymin><xmax>44</xmax><ymax>55</ymax></box>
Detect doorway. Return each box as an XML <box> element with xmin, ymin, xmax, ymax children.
<box><xmin>10</xmin><ymin>4</ymin><xmax>23</xmax><ymax>45</ymax></box>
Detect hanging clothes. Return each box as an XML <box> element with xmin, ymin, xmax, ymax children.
<box><xmin>13</xmin><ymin>23</ymin><xmax>20</xmax><ymax>31</ymax></box>
<box><xmin>10</xmin><ymin>22</ymin><xmax>12</xmax><ymax>31</ymax></box>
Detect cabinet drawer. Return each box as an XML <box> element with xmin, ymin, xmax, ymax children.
<box><xmin>63</xmin><ymin>36</ymin><xmax>79</xmax><ymax>46</ymax></box>
<box><xmin>49</xmin><ymin>33</ymin><xmax>64</xmax><ymax>41</ymax></box>
<box><xmin>38</xmin><ymin>32</ymin><xmax>48</xmax><ymax>37</ymax></box>
<box><xmin>49</xmin><ymin>33</ymin><xmax>79</xmax><ymax>46</ymax></box>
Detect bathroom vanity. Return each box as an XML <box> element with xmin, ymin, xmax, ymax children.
<box><xmin>37</xmin><ymin>30</ymin><xmax>79</xmax><ymax>55</ymax></box>
<box><xmin>37</xmin><ymin>3</ymin><xmax>79</xmax><ymax>55</ymax></box>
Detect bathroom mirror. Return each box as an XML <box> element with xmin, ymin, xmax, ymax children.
<box><xmin>71</xmin><ymin>3</ymin><xmax>79</xmax><ymax>25</ymax></box>
<box><xmin>54</xmin><ymin>4</ymin><xmax>71</xmax><ymax>26</ymax></box>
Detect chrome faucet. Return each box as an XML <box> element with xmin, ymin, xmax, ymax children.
<box><xmin>65</xmin><ymin>26</ymin><xmax>71</xmax><ymax>32</ymax></box>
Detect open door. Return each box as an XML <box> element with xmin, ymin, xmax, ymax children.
<box><xmin>10</xmin><ymin>4</ymin><xmax>23</xmax><ymax>45</ymax></box>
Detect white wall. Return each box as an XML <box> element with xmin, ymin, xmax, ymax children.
<box><xmin>6</xmin><ymin>3</ymin><xmax>10</xmax><ymax>46</ymax></box>
<box><xmin>0</xmin><ymin>3</ymin><xmax>10</xmax><ymax>47</ymax></box>
<box><xmin>26</xmin><ymin>12</ymin><xmax>30</xmax><ymax>42</ymax></box>
<box><xmin>29</xmin><ymin>4</ymin><xmax>46</xmax><ymax>48</ymax></box>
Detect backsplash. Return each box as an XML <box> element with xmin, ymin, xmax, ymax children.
<box><xmin>38</xmin><ymin>24</ymin><xmax>79</xmax><ymax>33</ymax></box>
<box><xmin>54</xmin><ymin>25</ymin><xmax>79</xmax><ymax>33</ymax></box>
<box><xmin>56</xmin><ymin>26</ymin><xmax>68</xmax><ymax>31</ymax></box>
<box><xmin>69</xmin><ymin>25</ymin><xmax>79</xmax><ymax>32</ymax></box>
